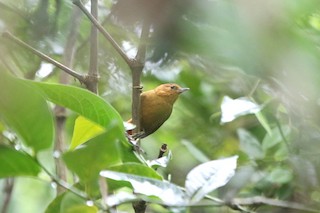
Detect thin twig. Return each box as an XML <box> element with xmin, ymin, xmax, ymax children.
<box><xmin>231</xmin><ymin>196</ymin><xmax>318</xmax><ymax>213</ymax></box>
<box><xmin>1</xmin><ymin>178</ymin><xmax>14</xmax><ymax>213</ymax></box>
<box><xmin>131</xmin><ymin>20</ymin><xmax>150</xmax><ymax>135</ymax></box>
<box><xmin>2</xmin><ymin>31</ymin><xmax>85</xmax><ymax>83</ymax></box>
<box><xmin>248</xmin><ymin>79</ymin><xmax>261</xmax><ymax>97</ymax></box>
<box><xmin>34</xmin><ymin>156</ymin><xmax>89</xmax><ymax>200</ymax></box>
<box><xmin>53</xmin><ymin>5</ymin><xmax>82</xmax><ymax>194</ymax></box>
<box><xmin>72</xmin><ymin>0</ymin><xmax>133</xmax><ymax>66</ymax></box>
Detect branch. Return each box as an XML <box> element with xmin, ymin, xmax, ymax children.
<box><xmin>2</xmin><ymin>31</ymin><xmax>85</xmax><ymax>83</ymax></box>
<box><xmin>1</xmin><ymin>178</ymin><xmax>14</xmax><ymax>213</ymax></box>
<box><xmin>230</xmin><ymin>196</ymin><xmax>318</xmax><ymax>213</ymax></box>
<box><xmin>87</xmin><ymin>0</ymin><xmax>99</xmax><ymax>94</ymax></box>
<box><xmin>54</xmin><ymin>5</ymin><xmax>82</xmax><ymax>194</ymax></box>
<box><xmin>131</xmin><ymin>20</ymin><xmax>151</xmax><ymax>135</ymax></box>
<box><xmin>72</xmin><ymin>0</ymin><xmax>132</xmax><ymax>66</ymax></box>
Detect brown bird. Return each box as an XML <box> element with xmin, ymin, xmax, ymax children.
<box><xmin>128</xmin><ymin>83</ymin><xmax>189</xmax><ymax>138</ymax></box>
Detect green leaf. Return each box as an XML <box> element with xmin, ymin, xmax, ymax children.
<box><xmin>70</xmin><ymin>116</ymin><xmax>106</xmax><ymax>150</ymax></box>
<box><xmin>45</xmin><ymin>192</ymin><xmax>98</xmax><ymax>213</ymax></box>
<box><xmin>0</xmin><ymin>145</ymin><xmax>41</xmax><ymax>177</ymax></box>
<box><xmin>65</xmin><ymin>205</ymin><xmax>98</xmax><ymax>213</ymax></box>
<box><xmin>63</xmin><ymin>125</ymin><xmax>122</xmax><ymax>196</ymax></box>
<box><xmin>31</xmin><ymin>81</ymin><xmax>138</xmax><ymax>163</ymax></box>
<box><xmin>0</xmin><ymin>73</ymin><xmax>54</xmax><ymax>152</ymax></box>
<box><xmin>31</xmin><ymin>82</ymin><xmax>126</xmax><ymax>142</ymax></box>
<box><xmin>32</xmin><ymin>82</ymin><xmax>122</xmax><ymax>127</ymax></box>
<box><xmin>108</xmin><ymin>163</ymin><xmax>162</xmax><ymax>180</ymax></box>
<box><xmin>45</xmin><ymin>193</ymin><xmax>65</xmax><ymax>213</ymax></box>
<box><xmin>238</xmin><ymin>129</ymin><xmax>264</xmax><ymax>160</ymax></box>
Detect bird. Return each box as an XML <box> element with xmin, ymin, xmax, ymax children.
<box><xmin>127</xmin><ymin>83</ymin><xmax>189</xmax><ymax>138</ymax></box>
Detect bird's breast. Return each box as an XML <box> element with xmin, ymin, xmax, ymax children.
<box><xmin>140</xmin><ymin>95</ymin><xmax>173</xmax><ymax>135</ymax></box>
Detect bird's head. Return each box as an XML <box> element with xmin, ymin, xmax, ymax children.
<box><xmin>154</xmin><ymin>83</ymin><xmax>189</xmax><ymax>104</ymax></box>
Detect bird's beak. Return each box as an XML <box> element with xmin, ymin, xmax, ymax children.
<box><xmin>178</xmin><ymin>87</ymin><xmax>190</xmax><ymax>93</ymax></box>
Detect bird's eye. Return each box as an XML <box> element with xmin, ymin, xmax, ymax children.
<box><xmin>170</xmin><ymin>85</ymin><xmax>177</xmax><ymax>90</ymax></box>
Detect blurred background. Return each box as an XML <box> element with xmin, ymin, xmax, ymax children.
<box><xmin>1</xmin><ymin>0</ymin><xmax>320</xmax><ymax>212</ymax></box>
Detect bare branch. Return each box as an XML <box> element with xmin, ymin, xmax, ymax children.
<box><xmin>73</xmin><ymin>0</ymin><xmax>133</xmax><ymax>66</ymax></box>
<box><xmin>2</xmin><ymin>31</ymin><xmax>85</xmax><ymax>83</ymax></box>
<box><xmin>231</xmin><ymin>196</ymin><xmax>318</xmax><ymax>213</ymax></box>
<box><xmin>131</xmin><ymin>20</ymin><xmax>151</xmax><ymax>136</ymax></box>
<box><xmin>1</xmin><ymin>178</ymin><xmax>14</xmax><ymax>213</ymax></box>
<box><xmin>87</xmin><ymin>0</ymin><xmax>99</xmax><ymax>94</ymax></box>
<box><xmin>54</xmin><ymin>5</ymin><xmax>82</xmax><ymax>194</ymax></box>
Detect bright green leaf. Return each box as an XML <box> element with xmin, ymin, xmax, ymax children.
<box><xmin>70</xmin><ymin>116</ymin><xmax>106</xmax><ymax>150</ymax></box>
<box><xmin>45</xmin><ymin>192</ymin><xmax>98</xmax><ymax>213</ymax></box>
<box><xmin>0</xmin><ymin>145</ymin><xmax>41</xmax><ymax>177</ymax></box>
<box><xmin>32</xmin><ymin>82</ymin><xmax>123</xmax><ymax>129</ymax></box>
<box><xmin>0</xmin><ymin>73</ymin><xmax>53</xmax><ymax>152</ymax></box>
<box><xmin>45</xmin><ymin>193</ymin><xmax>65</xmax><ymax>213</ymax></box>
<box><xmin>31</xmin><ymin>82</ymin><xmax>127</xmax><ymax>146</ymax></box>
<box><xmin>31</xmin><ymin>81</ymin><xmax>138</xmax><ymax>163</ymax></box>
<box><xmin>65</xmin><ymin>205</ymin><xmax>98</xmax><ymax>213</ymax></box>
<box><xmin>63</xmin><ymin>125</ymin><xmax>122</xmax><ymax>196</ymax></box>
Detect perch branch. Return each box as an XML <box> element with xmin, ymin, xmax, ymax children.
<box><xmin>131</xmin><ymin>20</ymin><xmax>150</xmax><ymax>135</ymax></box>
<box><xmin>2</xmin><ymin>31</ymin><xmax>85</xmax><ymax>83</ymax></box>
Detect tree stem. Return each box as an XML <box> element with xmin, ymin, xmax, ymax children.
<box><xmin>2</xmin><ymin>31</ymin><xmax>85</xmax><ymax>83</ymax></box>
<box><xmin>73</xmin><ymin>0</ymin><xmax>132</xmax><ymax>66</ymax></box>
<box><xmin>87</xmin><ymin>0</ymin><xmax>99</xmax><ymax>94</ymax></box>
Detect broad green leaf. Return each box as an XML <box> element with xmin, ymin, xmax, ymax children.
<box><xmin>65</xmin><ymin>205</ymin><xmax>98</xmax><ymax>213</ymax></box>
<box><xmin>100</xmin><ymin>170</ymin><xmax>186</xmax><ymax>206</ymax></box>
<box><xmin>63</xmin><ymin>125</ymin><xmax>122</xmax><ymax>196</ymax></box>
<box><xmin>45</xmin><ymin>193</ymin><xmax>65</xmax><ymax>213</ymax></box>
<box><xmin>31</xmin><ymin>81</ymin><xmax>138</xmax><ymax>163</ymax></box>
<box><xmin>70</xmin><ymin>116</ymin><xmax>106</xmax><ymax>150</ymax></box>
<box><xmin>0</xmin><ymin>145</ymin><xmax>41</xmax><ymax>177</ymax></box>
<box><xmin>31</xmin><ymin>82</ymin><xmax>125</xmax><ymax>141</ymax></box>
<box><xmin>0</xmin><ymin>73</ymin><xmax>53</xmax><ymax>152</ymax></box>
<box><xmin>185</xmin><ymin>156</ymin><xmax>238</xmax><ymax>203</ymax></box>
<box><xmin>108</xmin><ymin>163</ymin><xmax>162</xmax><ymax>180</ymax></box>
<box><xmin>238</xmin><ymin>129</ymin><xmax>264</xmax><ymax>160</ymax></box>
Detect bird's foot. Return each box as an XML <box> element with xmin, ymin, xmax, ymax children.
<box><xmin>125</xmin><ymin>132</ymin><xmax>146</xmax><ymax>154</ymax></box>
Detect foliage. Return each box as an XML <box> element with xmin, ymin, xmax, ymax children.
<box><xmin>1</xmin><ymin>0</ymin><xmax>320</xmax><ymax>213</ymax></box>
